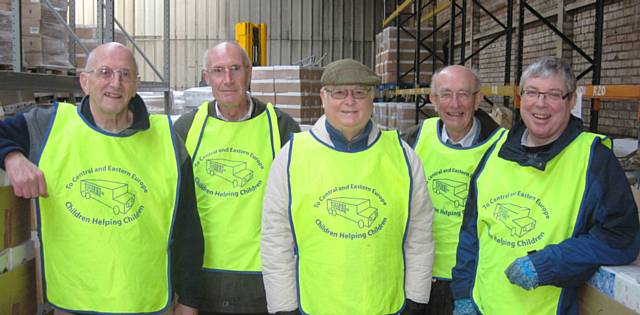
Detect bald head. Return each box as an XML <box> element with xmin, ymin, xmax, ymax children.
<box><xmin>431</xmin><ymin>65</ymin><xmax>480</xmax><ymax>93</ymax></box>
<box><xmin>203</xmin><ymin>41</ymin><xmax>251</xmax><ymax>70</ymax></box>
<box><xmin>86</xmin><ymin>42</ymin><xmax>138</xmax><ymax>74</ymax></box>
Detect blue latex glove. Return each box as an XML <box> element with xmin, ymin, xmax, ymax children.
<box><xmin>505</xmin><ymin>256</ymin><xmax>539</xmax><ymax>290</ymax></box>
<box><xmin>453</xmin><ymin>298</ymin><xmax>477</xmax><ymax>315</ymax></box>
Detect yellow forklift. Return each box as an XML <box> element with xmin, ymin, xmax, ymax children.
<box><xmin>235</xmin><ymin>22</ymin><xmax>268</xmax><ymax>66</ymax></box>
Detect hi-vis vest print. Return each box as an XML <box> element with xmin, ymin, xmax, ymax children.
<box><xmin>413</xmin><ymin>117</ymin><xmax>504</xmax><ymax>279</ymax></box>
<box><xmin>185</xmin><ymin>101</ymin><xmax>280</xmax><ymax>272</ymax></box>
<box><xmin>288</xmin><ymin>130</ymin><xmax>410</xmax><ymax>315</ymax></box>
<box><xmin>37</xmin><ymin>102</ymin><xmax>179</xmax><ymax>314</ymax></box>
<box><xmin>471</xmin><ymin>131</ymin><xmax>608</xmax><ymax>315</ymax></box>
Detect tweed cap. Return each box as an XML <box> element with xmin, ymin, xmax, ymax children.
<box><xmin>321</xmin><ymin>58</ymin><xmax>381</xmax><ymax>86</ymax></box>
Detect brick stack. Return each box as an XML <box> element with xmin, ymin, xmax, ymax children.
<box><xmin>375</xmin><ymin>26</ymin><xmax>443</xmax><ymax>85</ymax></box>
<box><xmin>73</xmin><ymin>24</ymin><xmax>127</xmax><ymax>71</ymax></box>
<box><xmin>251</xmin><ymin>66</ymin><xmax>324</xmax><ymax>125</ymax></box>
<box><xmin>0</xmin><ymin>0</ymin><xmax>73</xmax><ymax>70</ymax></box>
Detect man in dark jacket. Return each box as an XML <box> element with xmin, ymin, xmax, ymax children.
<box><xmin>0</xmin><ymin>42</ymin><xmax>203</xmax><ymax>315</ymax></box>
<box><xmin>451</xmin><ymin>56</ymin><xmax>640</xmax><ymax>315</ymax></box>
<box><xmin>173</xmin><ymin>41</ymin><xmax>300</xmax><ymax>315</ymax></box>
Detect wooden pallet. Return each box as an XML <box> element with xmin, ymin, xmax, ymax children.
<box><xmin>25</xmin><ymin>66</ymin><xmax>76</xmax><ymax>76</ymax></box>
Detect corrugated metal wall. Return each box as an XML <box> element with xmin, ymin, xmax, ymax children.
<box><xmin>75</xmin><ymin>0</ymin><xmax>386</xmax><ymax>90</ymax></box>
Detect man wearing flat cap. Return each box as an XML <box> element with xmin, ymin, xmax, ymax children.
<box><xmin>261</xmin><ymin>58</ymin><xmax>435</xmax><ymax>315</ymax></box>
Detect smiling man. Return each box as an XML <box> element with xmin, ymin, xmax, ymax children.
<box><xmin>261</xmin><ymin>58</ymin><xmax>434</xmax><ymax>315</ymax></box>
<box><xmin>451</xmin><ymin>57</ymin><xmax>640</xmax><ymax>315</ymax></box>
<box><xmin>174</xmin><ymin>41</ymin><xmax>299</xmax><ymax>315</ymax></box>
<box><xmin>0</xmin><ymin>42</ymin><xmax>203</xmax><ymax>315</ymax></box>
<box><xmin>402</xmin><ymin>65</ymin><xmax>505</xmax><ymax>315</ymax></box>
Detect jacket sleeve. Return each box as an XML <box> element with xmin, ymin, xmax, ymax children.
<box><xmin>528</xmin><ymin>142</ymin><xmax>640</xmax><ymax>288</ymax></box>
<box><xmin>171</xmin><ymin>143</ymin><xmax>205</xmax><ymax>307</ymax></box>
<box><xmin>450</xmin><ymin>173</ymin><xmax>480</xmax><ymax>299</ymax></box>
<box><xmin>401</xmin><ymin>141</ymin><xmax>434</xmax><ymax>303</ymax></box>
<box><xmin>0</xmin><ymin>113</ymin><xmax>32</xmax><ymax>168</ymax></box>
<box><xmin>261</xmin><ymin>141</ymin><xmax>298</xmax><ymax>313</ymax></box>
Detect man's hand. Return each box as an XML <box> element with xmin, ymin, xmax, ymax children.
<box><xmin>505</xmin><ymin>256</ymin><xmax>539</xmax><ymax>290</ymax></box>
<box><xmin>173</xmin><ymin>303</ymin><xmax>198</xmax><ymax>315</ymax></box>
<box><xmin>4</xmin><ymin>151</ymin><xmax>48</xmax><ymax>198</ymax></box>
<box><xmin>453</xmin><ymin>298</ymin><xmax>477</xmax><ymax>315</ymax></box>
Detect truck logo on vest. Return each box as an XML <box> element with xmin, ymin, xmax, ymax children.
<box><xmin>432</xmin><ymin>178</ymin><xmax>467</xmax><ymax>208</ymax></box>
<box><xmin>206</xmin><ymin>158</ymin><xmax>254</xmax><ymax>187</ymax></box>
<box><xmin>480</xmin><ymin>190</ymin><xmax>550</xmax><ymax>248</ymax></box>
<box><xmin>326</xmin><ymin>197</ymin><xmax>378</xmax><ymax>229</ymax></box>
<box><xmin>62</xmin><ymin>165</ymin><xmax>150</xmax><ymax>228</ymax></box>
<box><xmin>493</xmin><ymin>203</ymin><xmax>536</xmax><ymax>237</ymax></box>
<box><xmin>313</xmin><ymin>184</ymin><xmax>389</xmax><ymax>240</ymax></box>
<box><xmin>80</xmin><ymin>179</ymin><xmax>136</xmax><ymax>215</ymax></box>
<box><xmin>194</xmin><ymin>147</ymin><xmax>265</xmax><ymax>198</ymax></box>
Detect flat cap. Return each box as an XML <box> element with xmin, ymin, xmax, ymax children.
<box><xmin>321</xmin><ymin>58</ymin><xmax>381</xmax><ymax>86</ymax></box>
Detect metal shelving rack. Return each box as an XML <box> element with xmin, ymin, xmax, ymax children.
<box><xmin>381</xmin><ymin>0</ymin><xmax>616</xmax><ymax>132</ymax></box>
<box><xmin>1</xmin><ymin>0</ymin><xmax>172</xmax><ymax>113</ymax></box>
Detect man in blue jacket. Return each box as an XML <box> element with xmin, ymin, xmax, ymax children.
<box><xmin>451</xmin><ymin>56</ymin><xmax>640</xmax><ymax>315</ymax></box>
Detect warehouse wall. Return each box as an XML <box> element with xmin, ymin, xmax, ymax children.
<box><xmin>75</xmin><ymin>0</ymin><xmax>386</xmax><ymax>90</ymax></box>
<box><xmin>441</xmin><ymin>0</ymin><xmax>640</xmax><ymax>137</ymax></box>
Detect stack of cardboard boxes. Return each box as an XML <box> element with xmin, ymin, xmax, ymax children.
<box><xmin>374</xmin><ymin>26</ymin><xmax>442</xmax><ymax>85</ymax></box>
<box><xmin>0</xmin><ymin>0</ymin><xmax>72</xmax><ymax>70</ymax></box>
<box><xmin>73</xmin><ymin>24</ymin><xmax>127</xmax><ymax>71</ymax></box>
<box><xmin>251</xmin><ymin>66</ymin><xmax>324</xmax><ymax>125</ymax></box>
<box><xmin>373</xmin><ymin>102</ymin><xmax>431</xmax><ymax>133</ymax></box>
<box><xmin>0</xmin><ymin>186</ymin><xmax>36</xmax><ymax>314</ymax></box>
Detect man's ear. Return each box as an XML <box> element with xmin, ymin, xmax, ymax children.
<box><xmin>79</xmin><ymin>73</ymin><xmax>90</xmax><ymax>95</ymax></box>
<box><xmin>474</xmin><ymin>91</ymin><xmax>484</xmax><ymax>110</ymax></box>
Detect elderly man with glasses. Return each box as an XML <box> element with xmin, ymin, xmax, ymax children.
<box><xmin>173</xmin><ymin>41</ymin><xmax>299</xmax><ymax>315</ymax></box>
<box><xmin>451</xmin><ymin>56</ymin><xmax>640</xmax><ymax>315</ymax></box>
<box><xmin>401</xmin><ymin>65</ymin><xmax>505</xmax><ymax>315</ymax></box>
<box><xmin>261</xmin><ymin>58</ymin><xmax>434</xmax><ymax>315</ymax></box>
<box><xmin>0</xmin><ymin>42</ymin><xmax>204</xmax><ymax>315</ymax></box>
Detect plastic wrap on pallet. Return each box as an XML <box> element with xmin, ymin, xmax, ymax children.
<box><xmin>0</xmin><ymin>31</ymin><xmax>12</xmax><ymax>65</ymax></box>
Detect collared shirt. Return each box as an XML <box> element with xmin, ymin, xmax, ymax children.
<box><xmin>441</xmin><ymin>117</ymin><xmax>480</xmax><ymax>148</ymax></box>
<box><xmin>325</xmin><ymin>120</ymin><xmax>373</xmax><ymax>152</ymax></box>
<box><xmin>215</xmin><ymin>92</ymin><xmax>254</xmax><ymax>121</ymax></box>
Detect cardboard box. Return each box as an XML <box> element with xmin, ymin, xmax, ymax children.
<box><xmin>21</xmin><ymin>18</ymin><xmax>40</xmax><ymax>36</ymax></box>
<box><xmin>20</xmin><ymin>2</ymin><xmax>40</xmax><ymax>20</ymax></box>
<box><xmin>250</xmin><ymin>79</ymin><xmax>275</xmax><ymax>93</ymax></box>
<box><xmin>578</xmin><ymin>283</ymin><xmax>637</xmax><ymax>315</ymax></box>
<box><xmin>273</xmin><ymin>80</ymin><xmax>322</xmax><ymax>94</ymax></box>
<box><xmin>0</xmin><ymin>186</ymin><xmax>31</xmax><ymax>252</ymax></box>
<box><xmin>0</xmin><ymin>259</ymin><xmax>36</xmax><ymax>315</ymax></box>
<box><xmin>21</xmin><ymin>35</ymin><xmax>42</xmax><ymax>52</ymax></box>
<box><xmin>275</xmin><ymin>104</ymin><xmax>323</xmax><ymax>120</ymax></box>
<box><xmin>275</xmin><ymin>92</ymin><xmax>321</xmax><ymax>107</ymax></box>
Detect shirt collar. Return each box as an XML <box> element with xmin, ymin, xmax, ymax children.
<box><xmin>441</xmin><ymin>116</ymin><xmax>480</xmax><ymax>148</ymax></box>
<box><xmin>215</xmin><ymin>92</ymin><xmax>254</xmax><ymax>121</ymax></box>
<box><xmin>325</xmin><ymin>120</ymin><xmax>373</xmax><ymax>152</ymax></box>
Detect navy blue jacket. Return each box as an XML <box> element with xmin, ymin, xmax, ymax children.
<box><xmin>0</xmin><ymin>96</ymin><xmax>204</xmax><ymax>310</ymax></box>
<box><xmin>451</xmin><ymin>116</ymin><xmax>640</xmax><ymax>315</ymax></box>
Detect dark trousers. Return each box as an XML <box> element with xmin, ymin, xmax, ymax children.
<box><xmin>426</xmin><ymin>280</ymin><xmax>453</xmax><ymax>315</ymax></box>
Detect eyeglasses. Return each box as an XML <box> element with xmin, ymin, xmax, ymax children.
<box><xmin>521</xmin><ymin>89</ymin><xmax>571</xmax><ymax>103</ymax></box>
<box><xmin>324</xmin><ymin>88</ymin><xmax>371</xmax><ymax>100</ymax></box>
<box><xmin>205</xmin><ymin>65</ymin><xmax>246</xmax><ymax>78</ymax></box>
<box><xmin>435</xmin><ymin>90</ymin><xmax>479</xmax><ymax>104</ymax></box>
<box><xmin>86</xmin><ymin>66</ymin><xmax>136</xmax><ymax>82</ymax></box>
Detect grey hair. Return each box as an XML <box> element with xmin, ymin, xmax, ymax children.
<box><xmin>519</xmin><ymin>57</ymin><xmax>576</xmax><ymax>93</ymax></box>
<box><xmin>202</xmin><ymin>41</ymin><xmax>252</xmax><ymax>70</ymax></box>
<box><xmin>430</xmin><ymin>65</ymin><xmax>481</xmax><ymax>92</ymax></box>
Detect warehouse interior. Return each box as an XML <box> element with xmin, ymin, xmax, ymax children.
<box><xmin>0</xmin><ymin>0</ymin><xmax>639</xmax><ymax>314</ymax></box>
